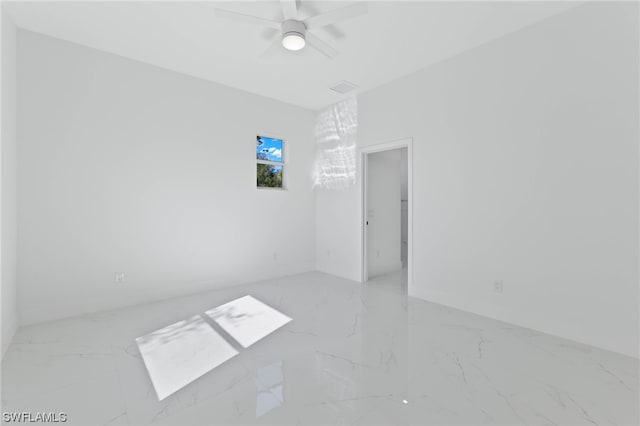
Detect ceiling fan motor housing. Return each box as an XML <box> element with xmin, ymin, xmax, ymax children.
<box><xmin>282</xmin><ymin>19</ymin><xmax>306</xmax><ymax>40</ymax></box>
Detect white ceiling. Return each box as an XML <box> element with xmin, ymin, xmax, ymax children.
<box><xmin>5</xmin><ymin>1</ymin><xmax>579</xmax><ymax>110</ymax></box>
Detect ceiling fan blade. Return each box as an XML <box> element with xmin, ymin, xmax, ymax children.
<box><xmin>261</xmin><ymin>37</ymin><xmax>283</xmax><ymax>60</ymax></box>
<box><xmin>303</xmin><ymin>3</ymin><xmax>368</xmax><ymax>30</ymax></box>
<box><xmin>214</xmin><ymin>9</ymin><xmax>281</xmax><ymax>30</ymax></box>
<box><xmin>280</xmin><ymin>0</ymin><xmax>298</xmax><ymax>20</ymax></box>
<box><xmin>260</xmin><ymin>27</ymin><xmax>280</xmax><ymax>41</ymax></box>
<box><xmin>300</xmin><ymin>2</ymin><xmax>346</xmax><ymax>40</ymax></box>
<box><xmin>305</xmin><ymin>32</ymin><xmax>338</xmax><ymax>59</ymax></box>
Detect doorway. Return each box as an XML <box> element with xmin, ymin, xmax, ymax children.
<box><xmin>361</xmin><ymin>138</ymin><xmax>412</xmax><ymax>292</ymax></box>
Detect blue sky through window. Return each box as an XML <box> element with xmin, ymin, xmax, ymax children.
<box><xmin>256</xmin><ymin>136</ymin><xmax>283</xmax><ymax>162</ymax></box>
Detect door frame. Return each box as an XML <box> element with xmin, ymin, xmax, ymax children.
<box><xmin>360</xmin><ymin>137</ymin><xmax>413</xmax><ymax>291</ymax></box>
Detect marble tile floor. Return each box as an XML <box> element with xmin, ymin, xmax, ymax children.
<box><xmin>1</xmin><ymin>271</ymin><xmax>638</xmax><ymax>425</ymax></box>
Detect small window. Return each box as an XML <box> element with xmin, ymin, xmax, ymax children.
<box><xmin>256</xmin><ymin>135</ymin><xmax>284</xmax><ymax>189</ymax></box>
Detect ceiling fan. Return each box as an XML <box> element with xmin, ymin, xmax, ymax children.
<box><xmin>214</xmin><ymin>1</ymin><xmax>368</xmax><ymax>59</ymax></box>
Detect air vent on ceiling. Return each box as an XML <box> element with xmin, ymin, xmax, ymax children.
<box><xmin>329</xmin><ymin>80</ymin><xmax>358</xmax><ymax>94</ymax></box>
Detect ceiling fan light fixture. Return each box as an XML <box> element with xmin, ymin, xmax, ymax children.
<box><xmin>281</xmin><ymin>20</ymin><xmax>307</xmax><ymax>51</ymax></box>
<box><xmin>282</xmin><ymin>32</ymin><xmax>305</xmax><ymax>51</ymax></box>
<box><xmin>215</xmin><ymin>3</ymin><xmax>368</xmax><ymax>59</ymax></box>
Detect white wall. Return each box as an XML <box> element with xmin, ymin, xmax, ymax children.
<box><xmin>1</xmin><ymin>7</ymin><xmax>18</xmax><ymax>358</ymax></box>
<box><xmin>315</xmin><ymin>187</ymin><xmax>360</xmax><ymax>279</ymax></box>
<box><xmin>316</xmin><ymin>2</ymin><xmax>639</xmax><ymax>357</ymax></box>
<box><xmin>366</xmin><ymin>149</ymin><xmax>401</xmax><ymax>277</ymax></box>
<box><xmin>17</xmin><ymin>31</ymin><xmax>316</xmax><ymax>325</ymax></box>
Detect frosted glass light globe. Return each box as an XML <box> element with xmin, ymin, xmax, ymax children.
<box><xmin>282</xmin><ymin>33</ymin><xmax>305</xmax><ymax>51</ymax></box>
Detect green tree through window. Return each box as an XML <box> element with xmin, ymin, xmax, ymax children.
<box><xmin>256</xmin><ymin>136</ymin><xmax>284</xmax><ymax>188</ymax></box>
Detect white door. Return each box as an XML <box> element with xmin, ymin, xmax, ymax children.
<box><xmin>401</xmin><ymin>200</ymin><xmax>408</xmax><ymax>268</ymax></box>
<box><xmin>366</xmin><ymin>150</ymin><xmax>402</xmax><ymax>279</ymax></box>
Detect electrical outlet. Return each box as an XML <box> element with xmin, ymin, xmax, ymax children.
<box><xmin>494</xmin><ymin>280</ymin><xmax>503</xmax><ymax>294</ymax></box>
<box><xmin>115</xmin><ymin>272</ymin><xmax>125</xmax><ymax>284</ymax></box>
